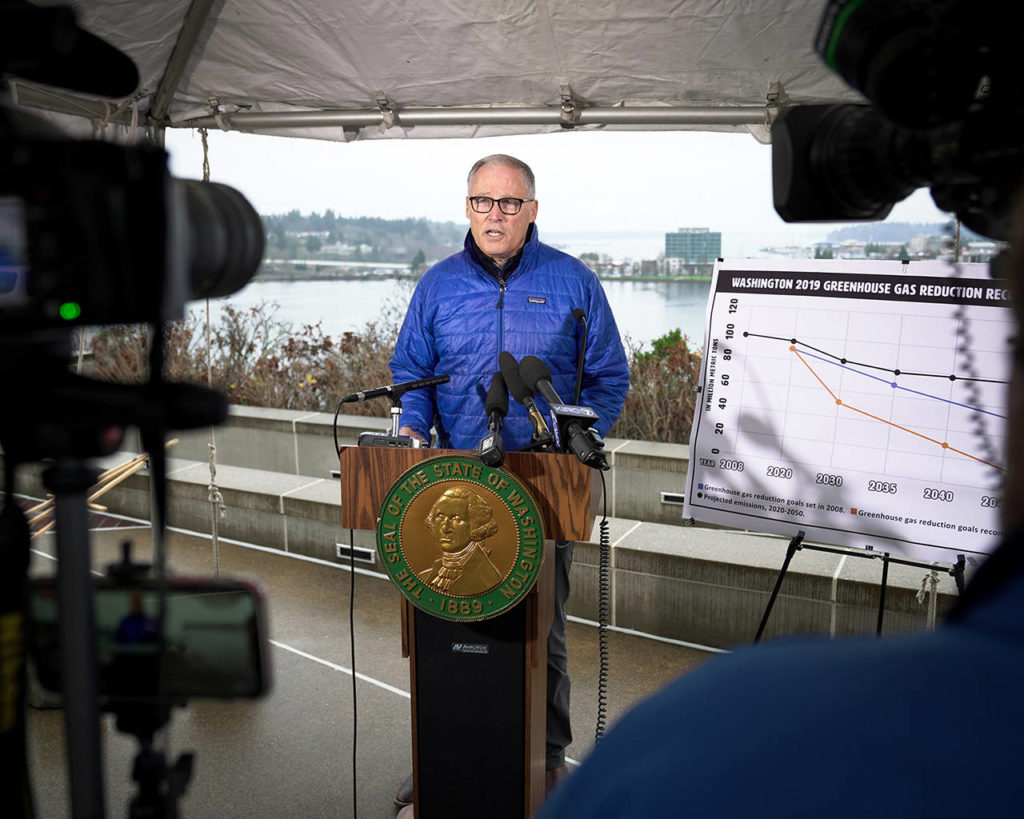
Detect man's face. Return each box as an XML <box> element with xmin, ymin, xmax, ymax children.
<box><xmin>466</xmin><ymin>163</ymin><xmax>538</xmax><ymax>265</ymax></box>
<box><xmin>431</xmin><ymin>496</ymin><xmax>472</xmax><ymax>553</ymax></box>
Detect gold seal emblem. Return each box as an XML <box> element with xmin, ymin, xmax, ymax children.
<box><xmin>376</xmin><ymin>455</ymin><xmax>545</xmax><ymax>621</ymax></box>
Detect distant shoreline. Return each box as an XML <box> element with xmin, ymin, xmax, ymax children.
<box><xmin>256</xmin><ymin>267</ymin><xmax>712</xmax><ymax>284</ymax></box>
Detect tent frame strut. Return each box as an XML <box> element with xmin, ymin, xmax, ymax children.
<box><xmin>9</xmin><ymin>81</ymin><xmax>770</xmax><ymax>132</ymax></box>
<box><xmin>149</xmin><ymin>0</ymin><xmax>222</xmax><ymax>123</ymax></box>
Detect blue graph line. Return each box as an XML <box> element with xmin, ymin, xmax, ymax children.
<box><xmin>800</xmin><ymin>350</ymin><xmax>1006</xmax><ymax>420</ymax></box>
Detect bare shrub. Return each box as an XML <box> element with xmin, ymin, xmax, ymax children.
<box><xmin>87</xmin><ymin>302</ymin><xmax>703</xmax><ymax>443</ymax></box>
<box><xmin>609</xmin><ymin>329</ymin><xmax>703</xmax><ymax>445</ymax></box>
<box><xmin>88</xmin><ymin>301</ymin><xmax>400</xmax><ymax>416</ymax></box>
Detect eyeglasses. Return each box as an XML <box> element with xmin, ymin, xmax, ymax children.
<box><xmin>468</xmin><ymin>196</ymin><xmax>534</xmax><ymax>215</ymax></box>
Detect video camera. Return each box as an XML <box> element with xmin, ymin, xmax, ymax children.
<box><xmin>0</xmin><ymin>3</ymin><xmax>263</xmax><ymax>331</ymax></box>
<box><xmin>1</xmin><ymin>2</ymin><xmax>266</xmax><ymax>463</ymax></box>
<box><xmin>1</xmin><ymin>3</ymin><xmax>268</xmax><ymax>814</ymax></box>
<box><xmin>772</xmin><ymin>0</ymin><xmax>1022</xmax><ymax>241</ymax></box>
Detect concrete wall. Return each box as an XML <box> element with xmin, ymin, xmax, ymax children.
<box><xmin>134</xmin><ymin>406</ymin><xmax>693</xmax><ymax>527</ymax></box>
<box><xmin>11</xmin><ymin>435</ymin><xmax>962</xmax><ymax>650</ymax></box>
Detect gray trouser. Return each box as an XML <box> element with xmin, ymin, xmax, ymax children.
<box><xmin>546</xmin><ymin>539</ymin><xmax>574</xmax><ymax>769</ymax></box>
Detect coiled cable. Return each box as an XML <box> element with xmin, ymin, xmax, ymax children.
<box><xmin>595</xmin><ymin>470</ymin><xmax>610</xmax><ymax>742</ymax></box>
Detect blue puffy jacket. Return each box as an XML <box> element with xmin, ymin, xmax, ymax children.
<box><xmin>390</xmin><ymin>227</ymin><xmax>629</xmax><ymax>451</ymax></box>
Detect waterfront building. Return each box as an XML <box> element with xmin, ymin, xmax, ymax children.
<box><xmin>664</xmin><ymin>227</ymin><xmax>721</xmax><ymax>275</ymax></box>
<box><xmin>665</xmin><ymin>227</ymin><xmax>722</xmax><ymax>264</ymax></box>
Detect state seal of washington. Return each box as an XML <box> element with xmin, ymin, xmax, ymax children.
<box><xmin>376</xmin><ymin>454</ymin><xmax>545</xmax><ymax>622</ymax></box>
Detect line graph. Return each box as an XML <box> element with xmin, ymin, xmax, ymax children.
<box><xmin>684</xmin><ymin>259</ymin><xmax>1012</xmax><ymax>561</ymax></box>
<box><xmin>749</xmin><ymin>331</ymin><xmax>1008</xmax><ymax>385</ymax></box>
<box><xmin>787</xmin><ymin>341</ymin><xmax>1005</xmax><ymax>471</ymax></box>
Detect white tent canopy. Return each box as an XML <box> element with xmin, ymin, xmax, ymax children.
<box><xmin>9</xmin><ymin>0</ymin><xmax>863</xmax><ymax>142</ymax></box>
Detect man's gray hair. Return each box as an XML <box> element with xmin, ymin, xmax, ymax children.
<box><xmin>467</xmin><ymin>154</ymin><xmax>536</xmax><ymax>199</ymax></box>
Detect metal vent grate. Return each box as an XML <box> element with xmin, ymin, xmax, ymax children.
<box><xmin>336</xmin><ymin>543</ymin><xmax>376</xmax><ymax>564</ymax></box>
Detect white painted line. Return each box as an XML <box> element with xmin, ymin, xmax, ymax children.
<box><xmin>607</xmin><ymin>440</ymin><xmax>631</xmax><ymax>518</ymax></box>
<box><xmin>270</xmin><ymin>639</ymin><xmax>410</xmax><ymax>699</ymax></box>
<box><xmin>291</xmin><ymin>414</ymin><xmax>319</xmax><ymax>474</ymax></box>
<box><xmin>278</xmin><ymin>478</ymin><xmax>325</xmax><ymax>514</ymax></box>
<box><xmin>567</xmin><ymin>615</ymin><xmax>728</xmax><ymax>654</ymax></box>
<box><xmin>166</xmin><ymin>525</ymin><xmax>386</xmax><ymax>580</ymax></box>
<box><xmin>31</xmin><ymin>548</ymin><xmax>104</xmax><ymax>576</ymax></box>
<box><xmin>611</xmin><ymin>520</ymin><xmax>644</xmax><ymax>548</ymax></box>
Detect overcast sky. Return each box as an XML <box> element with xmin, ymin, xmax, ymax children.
<box><xmin>164</xmin><ymin>127</ymin><xmax>950</xmax><ymax>251</ymax></box>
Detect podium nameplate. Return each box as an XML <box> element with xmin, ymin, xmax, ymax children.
<box><xmin>376</xmin><ymin>454</ymin><xmax>546</xmax><ymax>622</ymax></box>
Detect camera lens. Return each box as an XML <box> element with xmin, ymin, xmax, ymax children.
<box><xmin>818</xmin><ymin>0</ymin><xmax>985</xmax><ymax>129</ymax></box>
<box><xmin>181</xmin><ymin>180</ymin><xmax>265</xmax><ymax>300</ymax></box>
<box><xmin>810</xmin><ymin>105</ymin><xmax>927</xmax><ymax>218</ymax></box>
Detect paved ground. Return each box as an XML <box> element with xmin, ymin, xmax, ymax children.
<box><xmin>26</xmin><ymin>521</ymin><xmax>717</xmax><ymax>818</ymax></box>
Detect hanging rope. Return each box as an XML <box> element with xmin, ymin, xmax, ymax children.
<box><xmin>200</xmin><ymin>126</ymin><xmax>226</xmax><ymax>576</ymax></box>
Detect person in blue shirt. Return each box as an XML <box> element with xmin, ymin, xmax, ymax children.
<box><xmin>389</xmin><ymin>154</ymin><xmax>629</xmax><ymax>807</ymax></box>
<box><xmin>390</xmin><ymin>154</ymin><xmax>628</xmax><ymax>453</ymax></box>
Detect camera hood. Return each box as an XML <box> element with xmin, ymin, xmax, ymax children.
<box><xmin>0</xmin><ymin>0</ymin><xmax>138</xmax><ymax>98</ymax></box>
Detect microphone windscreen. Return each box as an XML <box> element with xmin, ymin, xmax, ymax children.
<box><xmin>572</xmin><ymin>308</ymin><xmax>587</xmax><ymax>322</ymax></box>
<box><xmin>484</xmin><ymin>372</ymin><xmax>509</xmax><ymax>418</ymax></box>
<box><xmin>519</xmin><ymin>355</ymin><xmax>552</xmax><ymax>393</ymax></box>
<box><xmin>499</xmin><ymin>351</ymin><xmax>532</xmax><ymax>403</ymax></box>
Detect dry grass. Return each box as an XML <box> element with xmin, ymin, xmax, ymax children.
<box><xmin>88</xmin><ymin>306</ymin><xmax>702</xmax><ymax>442</ymax></box>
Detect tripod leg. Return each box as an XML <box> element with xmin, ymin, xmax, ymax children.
<box><xmin>754</xmin><ymin>531</ymin><xmax>805</xmax><ymax>644</ymax></box>
<box><xmin>876</xmin><ymin>553</ymin><xmax>891</xmax><ymax>636</ymax></box>
<box><xmin>46</xmin><ymin>459</ymin><xmax>106</xmax><ymax>818</ymax></box>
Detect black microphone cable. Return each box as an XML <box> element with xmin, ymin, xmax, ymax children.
<box><xmin>572</xmin><ymin>308</ymin><xmax>588</xmax><ymax>405</ymax></box>
<box><xmin>332</xmin><ymin>397</ymin><xmax>345</xmax><ymax>456</ymax></box>
<box><xmin>595</xmin><ymin>469</ymin><xmax>610</xmax><ymax>743</ymax></box>
<box><xmin>348</xmin><ymin>524</ymin><xmax>358</xmax><ymax>819</ymax></box>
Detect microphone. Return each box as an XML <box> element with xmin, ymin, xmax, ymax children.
<box><xmin>341</xmin><ymin>374</ymin><xmax>450</xmax><ymax>403</ymax></box>
<box><xmin>498</xmin><ymin>351</ymin><xmax>555</xmax><ymax>449</ymax></box>
<box><xmin>519</xmin><ymin>355</ymin><xmax>609</xmax><ymax>470</ymax></box>
<box><xmin>476</xmin><ymin>372</ymin><xmax>508</xmax><ymax>467</ymax></box>
<box><xmin>572</xmin><ymin>308</ymin><xmax>588</xmax><ymax>405</ymax></box>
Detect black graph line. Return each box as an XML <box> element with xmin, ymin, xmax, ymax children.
<box><xmin>799</xmin><ymin>349</ymin><xmax>1007</xmax><ymax>421</ymax></box>
<box><xmin>744</xmin><ymin>332</ymin><xmax>1008</xmax><ymax>385</ymax></box>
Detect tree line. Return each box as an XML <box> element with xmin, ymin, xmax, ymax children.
<box><xmin>261</xmin><ymin>210</ymin><xmax>464</xmax><ymax>266</ymax></box>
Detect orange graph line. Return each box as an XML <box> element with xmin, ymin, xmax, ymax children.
<box><xmin>791</xmin><ymin>348</ymin><xmax>1005</xmax><ymax>473</ymax></box>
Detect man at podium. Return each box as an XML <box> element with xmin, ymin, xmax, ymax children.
<box><xmin>389</xmin><ymin>153</ymin><xmax>629</xmax><ymax>805</ymax></box>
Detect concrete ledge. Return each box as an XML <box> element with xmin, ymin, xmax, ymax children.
<box><xmin>126</xmin><ymin>407</ymin><xmax>390</xmax><ymax>478</ymax></box>
<box><xmin>130</xmin><ymin>406</ymin><xmax>690</xmax><ymax>525</ymax></box>
<box><xmin>11</xmin><ymin>453</ymin><xmax>963</xmax><ymax>650</ymax></box>
<box><xmin>570</xmin><ymin>524</ymin><xmax>959</xmax><ymax>649</ymax></box>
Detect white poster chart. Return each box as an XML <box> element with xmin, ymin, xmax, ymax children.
<box><xmin>683</xmin><ymin>258</ymin><xmax>1011</xmax><ymax>563</ymax></box>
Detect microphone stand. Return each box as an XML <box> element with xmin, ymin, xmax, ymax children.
<box><xmin>388</xmin><ymin>399</ymin><xmax>403</xmax><ymax>437</ymax></box>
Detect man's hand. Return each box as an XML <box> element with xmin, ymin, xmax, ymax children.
<box><xmin>399</xmin><ymin>426</ymin><xmax>427</xmax><ymax>443</ymax></box>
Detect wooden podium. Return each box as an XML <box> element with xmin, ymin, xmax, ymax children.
<box><xmin>338</xmin><ymin>447</ymin><xmax>591</xmax><ymax>818</ymax></box>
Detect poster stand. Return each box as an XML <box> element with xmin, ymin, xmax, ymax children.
<box><xmin>753</xmin><ymin>530</ymin><xmax>967</xmax><ymax>643</ymax></box>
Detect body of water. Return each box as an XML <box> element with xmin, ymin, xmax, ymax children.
<box><xmin>191</xmin><ymin>275</ymin><xmax>713</xmax><ymax>351</ymax></box>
